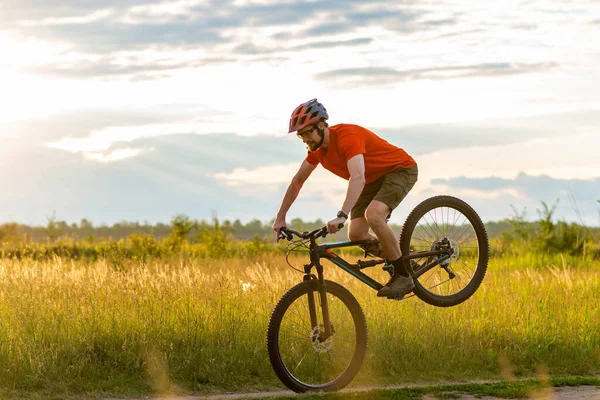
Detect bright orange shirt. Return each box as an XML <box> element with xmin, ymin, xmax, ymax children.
<box><xmin>306</xmin><ymin>124</ymin><xmax>416</xmax><ymax>184</ymax></box>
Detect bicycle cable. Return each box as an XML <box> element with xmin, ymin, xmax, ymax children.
<box><xmin>284</xmin><ymin>238</ymin><xmax>310</xmax><ymax>274</ymax></box>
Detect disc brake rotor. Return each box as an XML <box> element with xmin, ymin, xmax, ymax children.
<box><xmin>311</xmin><ymin>325</ymin><xmax>334</xmax><ymax>353</ymax></box>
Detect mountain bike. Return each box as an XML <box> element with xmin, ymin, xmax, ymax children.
<box><xmin>266</xmin><ymin>195</ymin><xmax>489</xmax><ymax>393</ymax></box>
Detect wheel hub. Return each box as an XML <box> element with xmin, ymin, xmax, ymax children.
<box><xmin>432</xmin><ymin>238</ymin><xmax>460</xmax><ymax>265</ymax></box>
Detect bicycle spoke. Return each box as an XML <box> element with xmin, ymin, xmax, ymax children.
<box><xmin>406</xmin><ymin>202</ymin><xmax>485</xmax><ymax>298</ymax></box>
<box><xmin>275</xmin><ymin>288</ymin><xmax>359</xmax><ymax>388</ymax></box>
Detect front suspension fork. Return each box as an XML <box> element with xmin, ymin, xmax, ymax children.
<box><xmin>304</xmin><ymin>263</ymin><xmax>333</xmax><ymax>340</ymax></box>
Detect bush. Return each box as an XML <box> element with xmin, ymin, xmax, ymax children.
<box><xmin>503</xmin><ymin>201</ymin><xmax>589</xmax><ymax>256</ymax></box>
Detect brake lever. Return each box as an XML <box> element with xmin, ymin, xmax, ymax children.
<box><xmin>318</xmin><ymin>223</ymin><xmax>344</xmax><ymax>239</ymax></box>
<box><xmin>279</xmin><ymin>228</ymin><xmax>292</xmax><ymax>241</ymax></box>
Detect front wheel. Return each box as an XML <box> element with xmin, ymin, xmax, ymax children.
<box><xmin>266</xmin><ymin>280</ymin><xmax>367</xmax><ymax>392</ymax></box>
<box><xmin>400</xmin><ymin>195</ymin><xmax>489</xmax><ymax>307</ymax></box>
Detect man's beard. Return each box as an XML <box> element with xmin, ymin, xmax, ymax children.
<box><xmin>306</xmin><ymin>128</ymin><xmax>325</xmax><ymax>152</ymax></box>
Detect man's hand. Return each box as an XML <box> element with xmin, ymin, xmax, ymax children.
<box><xmin>327</xmin><ymin>217</ymin><xmax>346</xmax><ymax>234</ymax></box>
<box><xmin>272</xmin><ymin>219</ymin><xmax>288</xmax><ymax>243</ymax></box>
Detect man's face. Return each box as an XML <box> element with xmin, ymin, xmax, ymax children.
<box><xmin>297</xmin><ymin>125</ymin><xmax>321</xmax><ymax>152</ymax></box>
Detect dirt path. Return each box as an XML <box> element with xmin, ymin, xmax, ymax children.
<box><xmin>106</xmin><ymin>384</ymin><xmax>600</xmax><ymax>400</ymax></box>
<box><xmin>440</xmin><ymin>385</ymin><xmax>600</xmax><ymax>399</ymax></box>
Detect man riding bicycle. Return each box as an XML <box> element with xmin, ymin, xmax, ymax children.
<box><xmin>272</xmin><ymin>98</ymin><xmax>418</xmax><ymax>298</ymax></box>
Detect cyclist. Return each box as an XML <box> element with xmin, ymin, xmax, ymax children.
<box><xmin>272</xmin><ymin>98</ymin><xmax>418</xmax><ymax>298</ymax></box>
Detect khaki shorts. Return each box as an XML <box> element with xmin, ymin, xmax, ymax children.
<box><xmin>351</xmin><ymin>164</ymin><xmax>418</xmax><ymax>220</ymax></box>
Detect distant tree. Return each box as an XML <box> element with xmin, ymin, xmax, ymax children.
<box><xmin>43</xmin><ymin>211</ymin><xmax>62</xmax><ymax>243</ymax></box>
<box><xmin>0</xmin><ymin>223</ymin><xmax>20</xmax><ymax>243</ymax></box>
<box><xmin>169</xmin><ymin>214</ymin><xmax>195</xmax><ymax>243</ymax></box>
<box><xmin>507</xmin><ymin>205</ymin><xmax>532</xmax><ymax>242</ymax></box>
<box><xmin>80</xmin><ymin>218</ymin><xmax>93</xmax><ymax>230</ymax></box>
<box><xmin>534</xmin><ymin>200</ymin><xmax>585</xmax><ymax>255</ymax></box>
<box><xmin>80</xmin><ymin>218</ymin><xmax>95</xmax><ymax>242</ymax></box>
<box><xmin>233</xmin><ymin>219</ymin><xmax>243</xmax><ymax>232</ymax></box>
<box><xmin>290</xmin><ymin>218</ymin><xmax>304</xmax><ymax>230</ymax></box>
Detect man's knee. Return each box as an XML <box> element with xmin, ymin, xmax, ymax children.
<box><xmin>348</xmin><ymin>218</ymin><xmax>370</xmax><ymax>241</ymax></box>
<box><xmin>365</xmin><ymin>207</ymin><xmax>387</xmax><ymax>228</ymax></box>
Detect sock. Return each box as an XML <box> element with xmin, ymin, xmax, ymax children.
<box><xmin>391</xmin><ymin>257</ymin><xmax>409</xmax><ymax>277</ymax></box>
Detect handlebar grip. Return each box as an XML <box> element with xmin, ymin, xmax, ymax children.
<box><xmin>338</xmin><ymin>223</ymin><xmax>344</xmax><ymax>229</ymax></box>
<box><xmin>279</xmin><ymin>228</ymin><xmax>292</xmax><ymax>241</ymax></box>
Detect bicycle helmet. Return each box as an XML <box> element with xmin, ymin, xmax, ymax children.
<box><xmin>288</xmin><ymin>98</ymin><xmax>329</xmax><ymax>133</ymax></box>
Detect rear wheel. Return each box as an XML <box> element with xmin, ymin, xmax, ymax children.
<box><xmin>399</xmin><ymin>195</ymin><xmax>489</xmax><ymax>307</ymax></box>
<box><xmin>266</xmin><ymin>280</ymin><xmax>367</xmax><ymax>392</ymax></box>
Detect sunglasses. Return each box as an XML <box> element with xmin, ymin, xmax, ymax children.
<box><xmin>297</xmin><ymin>126</ymin><xmax>315</xmax><ymax>139</ymax></box>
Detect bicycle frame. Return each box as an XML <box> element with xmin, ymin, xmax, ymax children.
<box><xmin>304</xmin><ymin>237</ymin><xmax>453</xmax><ymax>290</ymax></box>
<box><xmin>299</xmin><ymin>232</ymin><xmax>453</xmax><ymax>339</ymax></box>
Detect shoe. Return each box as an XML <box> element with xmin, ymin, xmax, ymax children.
<box><xmin>377</xmin><ymin>274</ymin><xmax>415</xmax><ymax>297</ymax></box>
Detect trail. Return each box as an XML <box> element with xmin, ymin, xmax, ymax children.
<box><xmin>104</xmin><ymin>383</ymin><xmax>600</xmax><ymax>400</ymax></box>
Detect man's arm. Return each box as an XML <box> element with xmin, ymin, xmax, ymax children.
<box><xmin>341</xmin><ymin>154</ymin><xmax>366</xmax><ymax>215</ymax></box>
<box><xmin>327</xmin><ymin>154</ymin><xmax>366</xmax><ymax>233</ymax></box>
<box><xmin>272</xmin><ymin>160</ymin><xmax>317</xmax><ymax>239</ymax></box>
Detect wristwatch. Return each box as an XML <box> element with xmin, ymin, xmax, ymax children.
<box><xmin>337</xmin><ymin>210</ymin><xmax>348</xmax><ymax>220</ymax></box>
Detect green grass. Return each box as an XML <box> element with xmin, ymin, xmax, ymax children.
<box><xmin>0</xmin><ymin>251</ymin><xmax>598</xmax><ymax>398</ymax></box>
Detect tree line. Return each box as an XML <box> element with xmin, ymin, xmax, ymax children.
<box><xmin>0</xmin><ymin>201</ymin><xmax>599</xmax><ymax>259</ymax></box>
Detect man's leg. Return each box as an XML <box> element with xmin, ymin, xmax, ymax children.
<box><xmin>369</xmin><ymin>199</ymin><xmax>413</xmax><ymax>297</ymax></box>
<box><xmin>348</xmin><ymin>217</ymin><xmax>374</xmax><ymax>241</ymax></box>
<box><xmin>348</xmin><ymin>176</ymin><xmax>382</xmax><ymax>253</ymax></box>
<box><xmin>348</xmin><ymin>217</ymin><xmax>384</xmax><ymax>257</ymax></box>
<box><xmin>364</xmin><ymin>200</ymin><xmax>400</xmax><ymax>261</ymax></box>
<box><xmin>370</xmin><ymin>165</ymin><xmax>419</xmax><ymax>297</ymax></box>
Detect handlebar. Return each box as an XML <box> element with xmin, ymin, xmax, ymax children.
<box><xmin>279</xmin><ymin>223</ymin><xmax>344</xmax><ymax>241</ymax></box>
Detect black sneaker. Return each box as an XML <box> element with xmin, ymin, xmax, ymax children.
<box><xmin>377</xmin><ymin>274</ymin><xmax>415</xmax><ymax>297</ymax></box>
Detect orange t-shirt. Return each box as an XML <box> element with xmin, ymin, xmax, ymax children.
<box><xmin>306</xmin><ymin>124</ymin><xmax>415</xmax><ymax>184</ymax></box>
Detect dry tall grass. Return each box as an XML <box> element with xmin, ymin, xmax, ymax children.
<box><xmin>0</xmin><ymin>252</ymin><xmax>598</xmax><ymax>397</ymax></box>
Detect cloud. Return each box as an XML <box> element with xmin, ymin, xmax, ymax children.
<box><xmin>233</xmin><ymin>37</ymin><xmax>373</xmax><ymax>55</ymax></box>
<box><xmin>1</xmin><ymin>0</ymin><xmax>128</xmax><ymax>23</ymax></box>
<box><xmin>316</xmin><ymin>62</ymin><xmax>559</xmax><ymax>85</ymax></box>
<box><xmin>8</xmin><ymin>0</ymin><xmax>594</xmax><ymax>92</ymax></box>
<box><xmin>4</xmin><ymin>0</ymin><xmax>450</xmax><ymax>77</ymax></box>
<box><xmin>1</xmin><ymin>106</ymin><xmax>190</xmax><ymax>145</ymax></box>
<box><xmin>432</xmin><ymin>173</ymin><xmax>600</xmax><ymax>224</ymax></box>
<box><xmin>38</xmin><ymin>107</ymin><xmax>600</xmax><ymax>171</ymax></box>
<box><xmin>432</xmin><ymin>173</ymin><xmax>600</xmax><ymax>201</ymax></box>
<box><xmin>371</xmin><ymin>111</ymin><xmax>586</xmax><ymax>156</ymax></box>
<box><xmin>25</xmin><ymin>53</ymin><xmax>235</xmax><ymax>80</ymax></box>
<box><xmin>26</xmin><ymin>43</ymin><xmax>334</xmax><ymax>80</ymax></box>
<box><xmin>428</xmin><ymin>28</ymin><xmax>485</xmax><ymax>40</ymax></box>
<box><xmin>212</xmin><ymin>163</ymin><xmax>600</xmax><ymax>225</ymax></box>
<box><xmin>0</xmin><ymin>132</ymin><xmax>300</xmax><ymax>224</ymax></box>
<box><xmin>9</xmin><ymin>1</ymin><xmax>399</xmax><ymax>79</ymax></box>
<box><xmin>290</xmin><ymin>37</ymin><xmax>373</xmax><ymax>51</ymax></box>
<box><xmin>47</xmin><ymin>121</ymin><xmax>224</xmax><ymax>153</ymax></box>
<box><xmin>4</xmin><ymin>123</ymin><xmax>600</xmax><ymax>225</ymax></box>
<box><xmin>21</xmin><ymin>8</ymin><xmax>116</xmax><ymax>26</ymax></box>
<box><xmin>208</xmin><ymin>122</ymin><xmax>600</xmax><ymax>224</ymax></box>
<box><xmin>214</xmin><ymin>162</ymin><xmax>348</xmax><ymax>204</ymax></box>
<box><xmin>43</xmin><ymin>129</ymin><xmax>308</xmax><ymax>172</ymax></box>
<box><xmin>303</xmin><ymin>23</ymin><xmax>355</xmax><ymax>36</ymax></box>
<box><xmin>85</xmin><ymin>147</ymin><xmax>154</xmax><ymax>163</ymax></box>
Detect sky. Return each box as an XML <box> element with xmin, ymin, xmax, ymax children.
<box><xmin>1</xmin><ymin>0</ymin><xmax>599</xmax><ymax>227</ymax></box>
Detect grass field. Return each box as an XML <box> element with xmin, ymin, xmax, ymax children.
<box><xmin>0</xmin><ymin>250</ymin><xmax>599</xmax><ymax>399</ymax></box>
